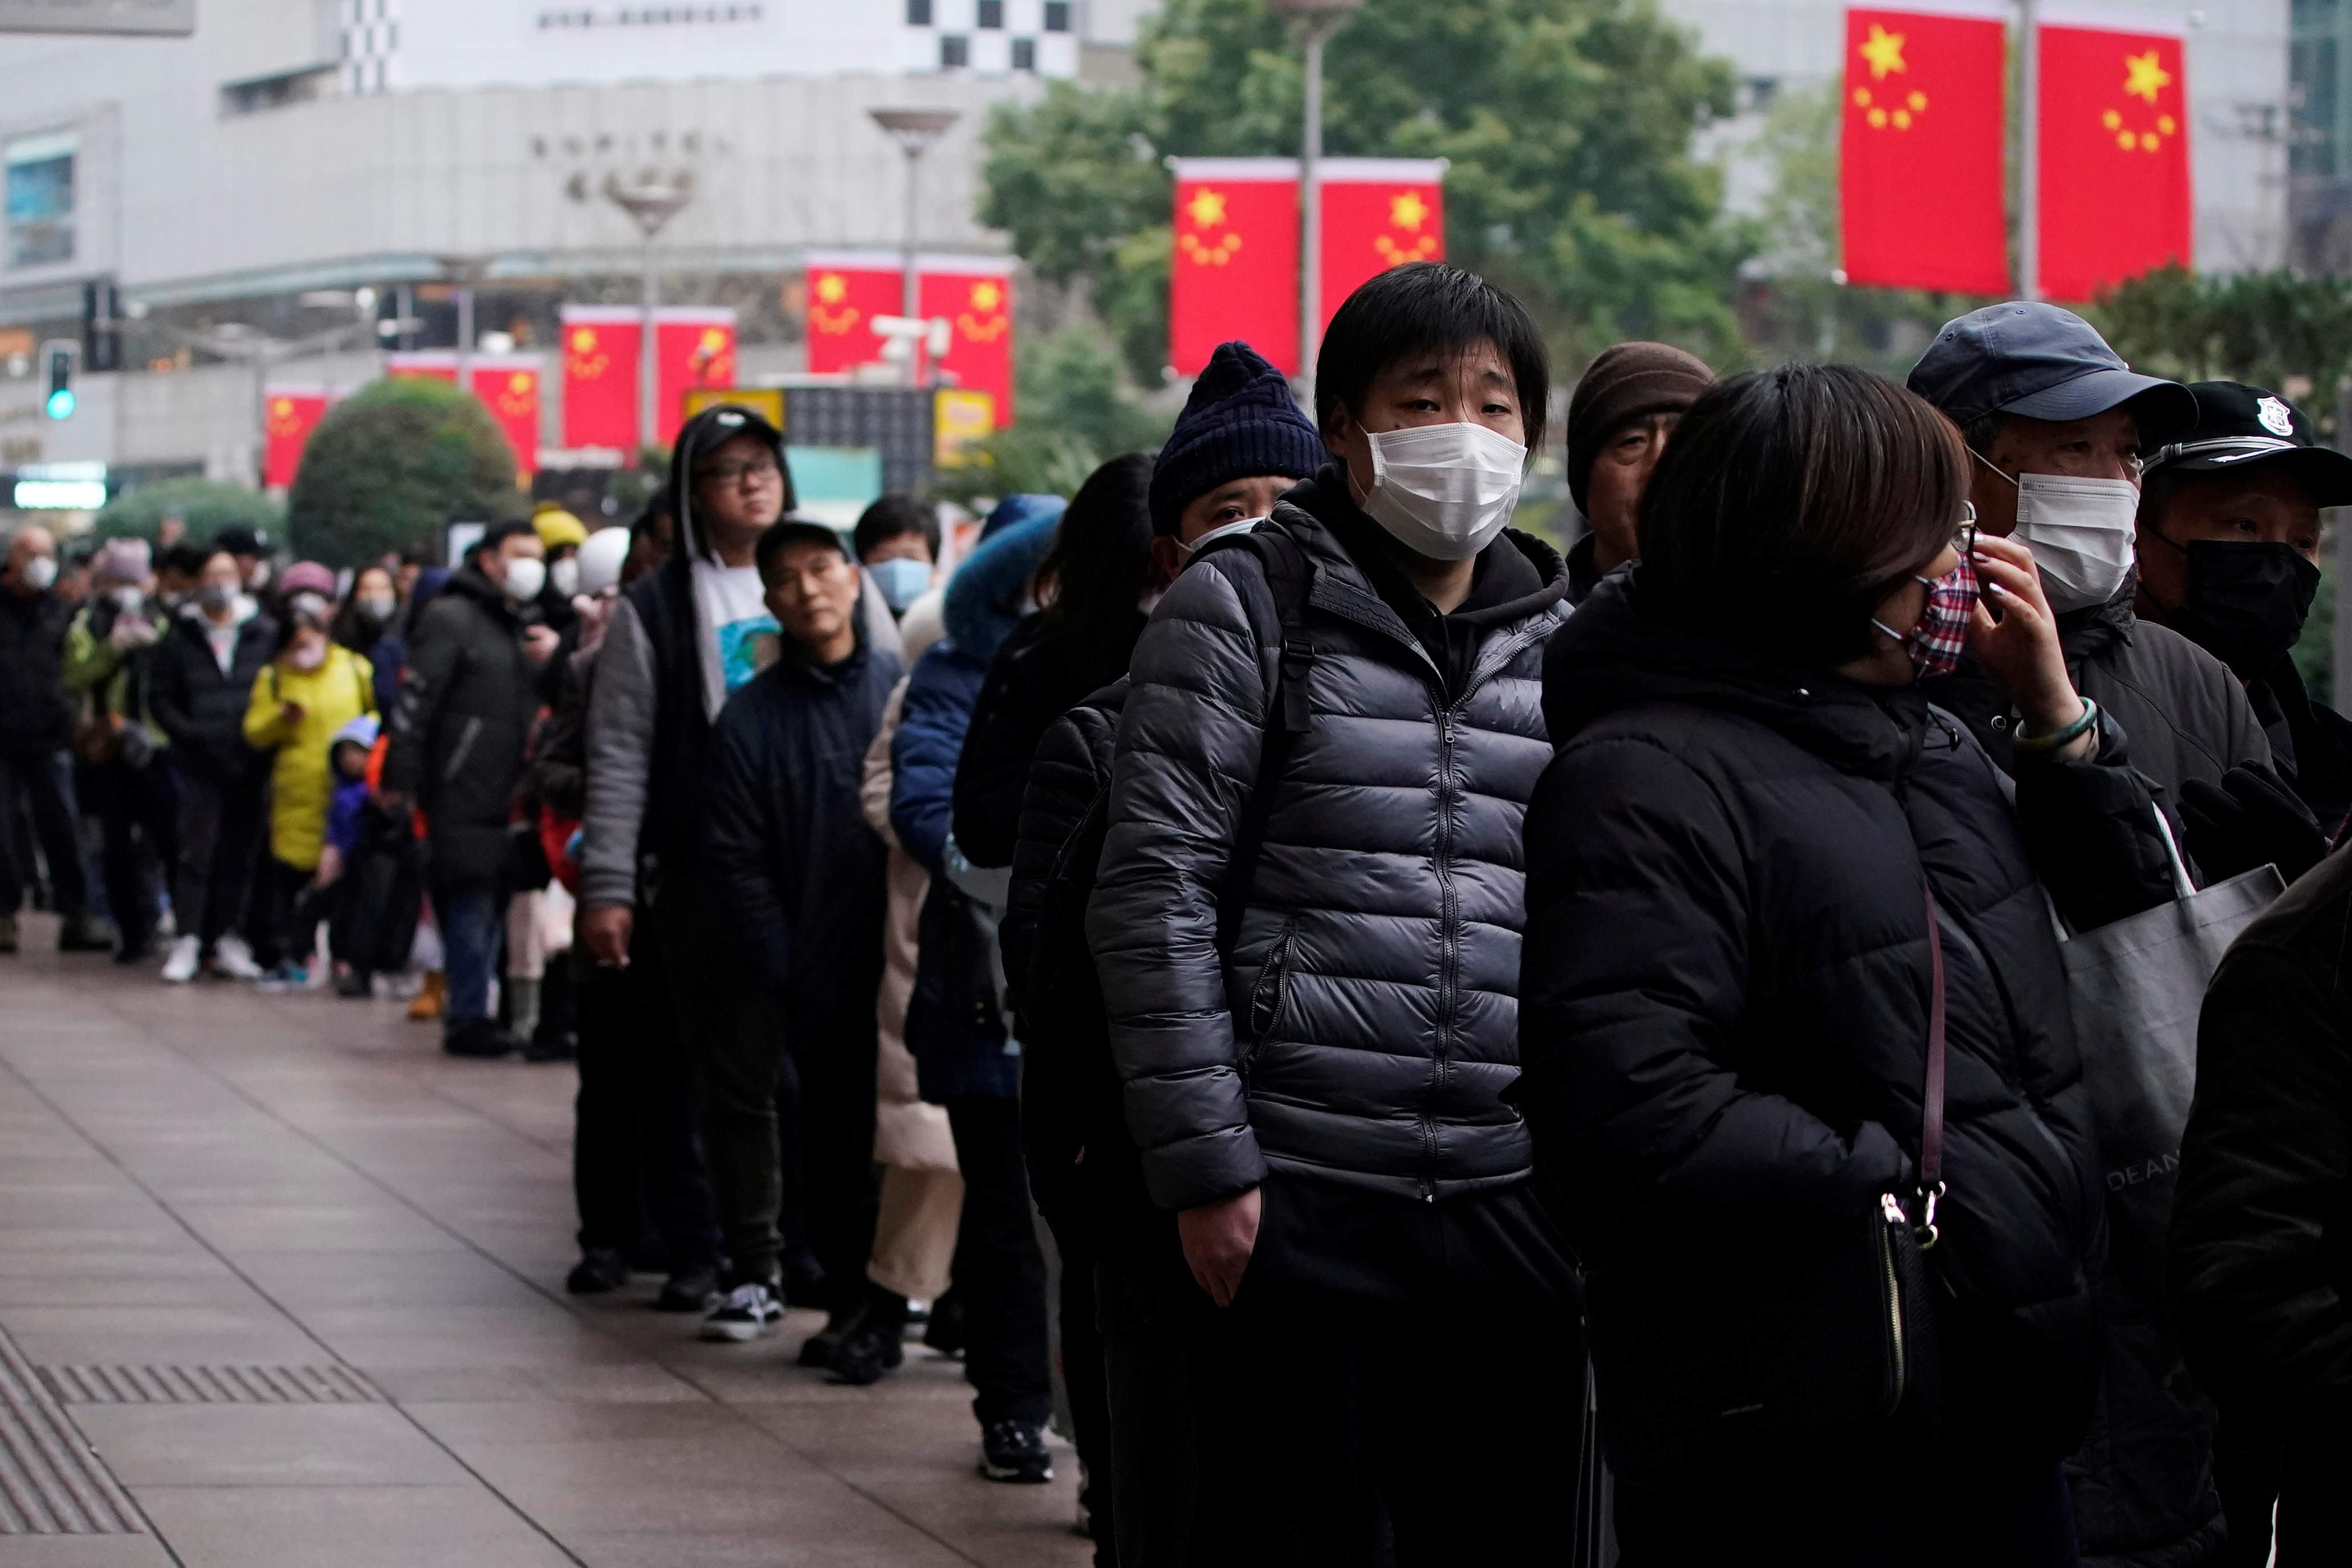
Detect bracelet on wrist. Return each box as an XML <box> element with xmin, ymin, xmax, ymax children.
<box><xmin>2013</xmin><ymin>695</ymin><xmax>2099</xmax><ymax>755</ymax></box>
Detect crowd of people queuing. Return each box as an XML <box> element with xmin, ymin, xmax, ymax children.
<box><xmin>5</xmin><ymin>260</ymin><xmax>2350</xmax><ymax>1565</ymax></box>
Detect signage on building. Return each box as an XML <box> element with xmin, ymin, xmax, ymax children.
<box><xmin>0</xmin><ymin>0</ymin><xmax>194</xmax><ymax>34</ymax></box>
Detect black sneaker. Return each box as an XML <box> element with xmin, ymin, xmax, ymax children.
<box><xmin>699</xmin><ymin>1280</ymin><xmax>784</xmax><ymax>1342</ymax></box>
<box><xmin>978</xmin><ymin>1419</ymin><xmax>1054</xmax><ymax>1484</ymax></box>
<box><xmin>58</xmin><ymin>913</ymin><xmax>116</xmax><ymax>952</ymax></box>
<box><xmin>826</xmin><ymin>1291</ymin><xmax>909</xmax><ymax>1386</ymax></box>
<box><xmin>335</xmin><ymin>968</ymin><xmax>373</xmax><ymax>999</ymax></box>
<box><xmin>565</xmin><ymin>1247</ymin><xmax>632</xmax><ymax>1295</ymax></box>
<box><xmin>655</xmin><ymin>1265</ymin><xmax>722</xmax><ymax>1313</ymax></box>
<box><xmin>442</xmin><ymin>1019</ymin><xmax>522</xmax><ymax>1059</ymax></box>
<box><xmin>523</xmin><ymin>1025</ymin><xmax>576</xmax><ymax>1064</ymax></box>
<box><xmin>923</xmin><ymin>1288</ymin><xmax>966</xmax><ymax>1358</ymax></box>
<box><xmin>796</xmin><ymin>1304</ymin><xmax>857</xmax><ymax>1369</ymax></box>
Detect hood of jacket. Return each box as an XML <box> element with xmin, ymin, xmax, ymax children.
<box><xmin>942</xmin><ymin>504</ymin><xmax>1061</xmax><ymax>666</ymax></box>
<box><xmin>1545</xmin><ymin>568</ymin><xmax>1924</xmax><ymax>783</ymax></box>
<box><xmin>666</xmin><ymin>404</ymin><xmax>791</xmax><ymax>564</ymax></box>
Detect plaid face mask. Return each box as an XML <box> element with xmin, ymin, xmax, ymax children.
<box><xmin>1873</xmin><ymin>551</ymin><xmax>1977</xmax><ymax>682</ymax></box>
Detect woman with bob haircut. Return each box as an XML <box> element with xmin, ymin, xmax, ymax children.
<box><xmin>1518</xmin><ymin>363</ymin><xmax>2180</xmax><ymax>1563</ymax></box>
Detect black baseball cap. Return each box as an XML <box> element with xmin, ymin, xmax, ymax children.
<box><xmin>2143</xmin><ymin>382</ymin><xmax>2352</xmax><ymax>506</ymax></box>
<box><xmin>1906</xmin><ymin>301</ymin><xmax>2196</xmax><ymax>435</ymax></box>
<box><xmin>213</xmin><ymin>526</ymin><xmax>270</xmax><ymax>557</ymax></box>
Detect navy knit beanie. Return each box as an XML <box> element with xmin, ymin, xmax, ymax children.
<box><xmin>1147</xmin><ymin>341</ymin><xmax>1328</xmax><ymax>535</ymax></box>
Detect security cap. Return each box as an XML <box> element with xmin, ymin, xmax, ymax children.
<box><xmin>1906</xmin><ymin>301</ymin><xmax>2195</xmax><ymax>435</ymax></box>
<box><xmin>2143</xmin><ymin>382</ymin><xmax>2352</xmax><ymax>507</ymax></box>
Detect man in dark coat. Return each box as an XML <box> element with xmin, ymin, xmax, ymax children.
<box><xmin>1561</xmin><ymin>341</ymin><xmax>1714</xmax><ymax>605</ymax></box>
<box><xmin>703</xmin><ymin>520</ymin><xmax>900</xmax><ymax>1365</ymax></box>
<box><xmin>2174</xmin><ymin>843</ymin><xmax>2352</xmax><ymax>1565</ymax></box>
<box><xmin>1085</xmin><ymin>264</ymin><xmax>1580</xmax><ymax>1559</ymax></box>
<box><xmin>381</xmin><ymin>518</ymin><xmax>554</xmax><ymax>1058</ymax></box>
<box><xmin>0</xmin><ymin>524</ymin><xmax>107</xmax><ymax>954</ymax></box>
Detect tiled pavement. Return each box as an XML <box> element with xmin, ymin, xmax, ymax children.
<box><xmin>0</xmin><ymin>914</ymin><xmax>1092</xmax><ymax>1567</ymax></box>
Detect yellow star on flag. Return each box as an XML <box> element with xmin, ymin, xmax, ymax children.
<box><xmin>1389</xmin><ymin>189</ymin><xmax>1430</xmax><ymax>232</ymax></box>
<box><xmin>1858</xmin><ymin>24</ymin><xmax>1906</xmax><ymax>82</ymax></box>
<box><xmin>815</xmin><ymin>272</ymin><xmax>847</xmax><ymax>305</ymax></box>
<box><xmin>1186</xmin><ymin>188</ymin><xmax>1228</xmax><ymax>230</ymax></box>
<box><xmin>970</xmin><ymin>279</ymin><xmax>1004</xmax><ymax>312</ymax></box>
<box><xmin>2123</xmin><ymin>49</ymin><xmax>2171</xmax><ymax>105</ymax></box>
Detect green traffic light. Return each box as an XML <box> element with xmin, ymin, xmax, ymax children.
<box><xmin>44</xmin><ymin>389</ymin><xmax>75</xmax><ymax>420</ymax></box>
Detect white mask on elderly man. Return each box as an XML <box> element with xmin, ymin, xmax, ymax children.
<box><xmin>1976</xmin><ymin>453</ymin><xmax>2140</xmax><ymax>614</ymax></box>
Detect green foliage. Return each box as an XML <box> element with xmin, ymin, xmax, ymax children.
<box><xmin>285</xmin><ymin>377</ymin><xmax>523</xmax><ymax>568</ymax></box>
<box><xmin>937</xmin><ymin>322</ymin><xmax>1174</xmax><ymax>506</ymax></box>
<box><xmin>980</xmin><ymin>0</ymin><xmax>1749</xmax><ymax>385</ymax></box>
<box><xmin>93</xmin><ymin>478</ymin><xmax>282</xmax><ymax>547</ymax></box>
<box><xmin>2089</xmin><ymin>267</ymin><xmax>2352</xmax><ymax>439</ymax></box>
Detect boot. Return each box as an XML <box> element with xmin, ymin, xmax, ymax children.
<box><xmin>406</xmin><ymin>970</ymin><xmax>446</xmax><ymax>1021</ymax></box>
<box><xmin>58</xmin><ymin>912</ymin><xmax>116</xmax><ymax>952</ymax></box>
<box><xmin>506</xmin><ymin>975</ymin><xmax>542</xmax><ymax>1041</ymax></box>
<box><xmin>0</xmin><ymin>913</ymin><xmax>18</xmax><ymax>954</ymax></box>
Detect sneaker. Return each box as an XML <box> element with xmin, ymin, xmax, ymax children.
<box><xmin>825</xmin><ymin>1292</ymin><xmax>909</xmax><ymax>1386</ymax></box>
<box><xmin>442</xmin><ymin>1019</ymin><xmax>522</xmax><ymax>1060</ymax></box>
<box><xmin>255</xmin><ymin>960</ymin><xmax>308</xmax><ymax>993</ymax></box>
<box><xmin>335</xmin><ymin>968</ymin><xmax>372</xmax><ymax>999</ymax></box>
<box><xmin>160</xmin><ymin>934</ymin><xmax>201</xmax><ymax>984</ymax></box>
<box><xmin>57</xmin><ymin>913</ymin><xmax>115</xmax><ymax>952</ymax></box>
<box><xmin>565</xmin><ymin>1247</ymin><xmax>633</xmax><ymax>1295</ymax></box>
<box><xmin>978</xmin><ymin>1420</ymin><xmax>1054</xmax><ymax>1484</ymax></box>
<box><xmin>210</xmin><ymin>934</ymin><xmax>263</xmax><ymax>980</ymax></box>
<box><xmin>655</xmin><ymin>1265</ymin><xmax>724</xmax><ymax>1313</ymax></box>
<box><xmin>0</xmin><ymin>914</ymin><xmax>16</xmax><ymax>954</ymax></box>
<box><xmin>924</xmin><ymin>1288</ymin><xmax>966</xmax><ymax>1358</ymax></box>
<box><xmin>699</xmin><ymin>1280</ymin><xmax>784</xmax><ymax>1342</ymax></box>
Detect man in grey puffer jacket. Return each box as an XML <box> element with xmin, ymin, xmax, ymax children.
<box><xmin>1086</xmin><ymin>263</ymin><xmax>1581</xmax><ymax>1562</ymax></box>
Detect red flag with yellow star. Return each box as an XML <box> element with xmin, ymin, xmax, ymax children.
<box><xmin>559</xmin><ymin>307</ymin><xmax>640</xmax><ymax>452</ymax></box>
<box><xmin>803</xmin><ymin>253</ymin><xmax>903</xmax><ymax>379</ymax></box>
<box><xmin>1170</xmin><ymin>158</ymin><xmax>1300</xmax><ymax>378</ymax></box>
<box><xmin>1318</xmin><ymin>159</ymin><xmax>1445</xmax><ymax>336</ymax></box>
<box><xmin>2037</xmin><ymin>19</ymin><xmax>2191</xmax><ymax>302</ymax></box>
<box><xmin>1839</xmin><ymin>2</ymin><xmax>2010</xmax><ymax>294</ymax></box>
<box><xmin>656</xmin><ymin>309</ymin><xmax>736</xmax><ymax>449</ymax></box>
<box><xmin>921</xmin><ymin>260</ymin><xmax>1016</xmax><ymax>425</ymax></box>
<box><xmin>262</xmin><ymin>385</ymin><xmax>329</xmax><ymax>490</ymax></box>
<box><xmin>467</xmin><ymin>355</ymin><xmax>542</xmax><ymax>478</ymax></box>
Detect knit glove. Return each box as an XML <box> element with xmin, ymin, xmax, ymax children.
<box><xmin>2181</xmin><ymin>763</ymin><xmax>2326</xmax><ymax>886</ymax></box>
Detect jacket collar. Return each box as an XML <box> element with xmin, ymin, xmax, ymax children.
<box><xmin>446</xmin><ymin>564</ymin><xmax>524</xmax><ymax>625</ymax></box>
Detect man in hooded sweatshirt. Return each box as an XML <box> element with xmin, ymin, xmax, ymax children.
<box><xmin>381</xmin><ymin>518</ymin><xmax>556</xmax><ymax>1057</ymax></box>
<box><xmin>1085</xmin><ymin>263</ymin><xmax>1581</xmax><ymax>1559</ymax></box>
<box><xmin>581</xmin><ymin>405</ymin><xmax>815</xmax><ymax>1343</ymax></box>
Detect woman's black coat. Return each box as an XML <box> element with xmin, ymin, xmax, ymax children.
<box><xmin>1519</xmin><ymin>572</ymin><xmax>2176</xmax><ymax>1457</ymax></box>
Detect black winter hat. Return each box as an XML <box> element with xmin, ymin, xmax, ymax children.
<box><xmin>1147</xmin><ymin>341</ymin><xmax>1326</xmax><ymax>536</ymax></box>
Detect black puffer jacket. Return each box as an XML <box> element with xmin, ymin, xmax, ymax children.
<box><xmin>148</xmin><ymin>608</ymin><xmax>277</xmax><ymax>782</ymax></box>
<box><xmin>0</xmin><ymin>587</ymin><xmax>76</xmax><ymax>759</ymax></box>
<box><xmin>1519</xmin><ymin>571</ymin><xmax>2177</xmax><ymax>1456</ymax></box>
<box><xmin>382</xmin><ymin>567</ymin><xmax>539</xmax><ymax>882</ymax></box>
<box><xmin>954</xmin><ymin>608</ymin><xmax>1144</xmax><ymax>873</ymax></box>
<box><xmin>1087</xmin><ymin>493</ymin><xmax>1569</xmax><ymax>1212</ymax></box>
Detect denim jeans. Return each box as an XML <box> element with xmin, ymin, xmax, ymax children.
<box><xmin>0</xmin><ymin>748</ymin><xmax>90</xmax><ymax>918</ymax></box>
<box><xmin>432</xmin><ymin>874</ymin><xmax>506</xmax><ymax>1024</ymax></box>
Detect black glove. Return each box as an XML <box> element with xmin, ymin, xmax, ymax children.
<box><xmin>2181</xmin><ymin>762</ymin><xmax>2326</xmax><ymax>886</ymax></box>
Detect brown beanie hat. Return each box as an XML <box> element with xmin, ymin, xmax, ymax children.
<box><xmin>1566</xmin><ymin>341</ymin><xmax>1716</xmax><ymax>512</ymax></box>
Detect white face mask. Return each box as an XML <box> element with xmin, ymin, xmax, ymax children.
<box><xmin>112</xmin><ymin>586</ymin><xmax>145</xmax><ymax>613</ymax></box>
<box><xmin>549</xmin><ymin>557</ymin><xmax>580</xmax><ymax>597</ymax></box>
<box><xmin>1356</xmin><ymin>422</ymin><xmax>1527</xmax><ymax>561</ymax></box>
<box><xmin>1175</xmin><ymin>516</ymin><xmax>1265</xmax><ymax>560</ymax></box>
<box><xmin>19</xmin><ymin>555</ymin><xmax>58</xmax><ymax>591</ymax></box>
<box><xmin>1995</xmin><ymin>462</ymin><xmax>2141</xmax><ymax>614</ymax></box>
<box><xmin>500</xmin><ymin>556</ymin><xmax>547</xmax><ymax>603</ymax></box>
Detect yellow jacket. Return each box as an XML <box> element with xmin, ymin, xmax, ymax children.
<box><xmin>243</xmin><ymin>644</ymin><xmax>375</xmax><ymax>871</ymax></box>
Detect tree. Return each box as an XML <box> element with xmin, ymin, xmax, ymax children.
<box><xmin>981</xmin><ymin>0</ymin><xmax>1748</xmax><ymax>385</ymax></box>
<box><xmin>2090</xmin><ymin>266</ymin><xmax>2352</xmax><ymax>441</ymax></box>
<box><xmin>936</xmin><ymin>321</ymin><xmax>1175</xmax><ymax>506</ymax></box>
<box><xmin>94</xmin><ymin>478</ymin><xmax>282</xmax><ymax>547</ymax></box>
<box><xmin>285</xmin><ymin>377</ymin><xmax>523</xmax><ymax>568</ymax></box>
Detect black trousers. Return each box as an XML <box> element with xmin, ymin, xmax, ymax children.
<box><xmin>572</xmin><ymin>931</ymin><xmax>723</xmax><ymax>1273</ymax></box>
<box><xmin>791</xmin><ymin>1005</ymin><xmax>881</xmax><ymax>1314</ymax></box>
<box><xmin>251</xmin><ymin>856</ymin><xmax>320</xmax><ymax>970</ymax></box>
<box><xmin>2215</xmin><ymin>1407</ymin><xmax>2352</xmax><ymax>1566</ymax></box>
<box><xmin>79</xmin><ymin>754</ymin><xmax>177</xmax><ymax>951</ymax></box>
<box><xmin>945</xmin><ymin>1095</ymin><xmax>1052</xmax><ymax>1429</ymax></box>
<box><xmin>0</xmin><ymin>749</ymin><xmax>89</xmax><ymax>918</ymax></box>
<box><xmin>172</xmin><ymin>768</ymin><xmax>264</xmax><ymax>948</ymax></box>
<box><xmin>1058</xmin><ymin>1236</ymin><xmax>1118</xmax><ymax>1565</ymax></box>
<box><xmin>332</xmin><ymin>808</ymin><xmax>421</xmax><ymax>978</ymax></box>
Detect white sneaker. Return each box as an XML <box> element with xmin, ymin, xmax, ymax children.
<box><xmin>161</xmin><ymin>934</ymin><xmax>201</xmax><ymax>984</ymax></box>
<box><xmin>699</xmin><ymin>1281</ymin><xmax>784</xmax><ymax>1342</ymax></box>
<box><xmin>210</xmin><ymin>934</ymin><xmax>263</xmax><ymax>980</ymax></box>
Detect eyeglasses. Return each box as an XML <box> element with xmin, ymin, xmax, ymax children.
<box><xmin>694</xmin><ymin>458</ymin><xmax>782</xmax><ymax>487</ymax></box>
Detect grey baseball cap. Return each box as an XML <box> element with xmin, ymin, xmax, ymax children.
<box><xmin>1906</xmin><ymin>301</ymin><xmax>2196</xmax><ymax>436</ymax></box>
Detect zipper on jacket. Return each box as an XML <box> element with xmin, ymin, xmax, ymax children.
<box><xmin>442</xmin><ymin>716</ymin><xmax>483</xmax><ymax>783</ymax></box>
<box><xmin>1244</xmin><ymin>915</ymin><xmax>1299</xmax><ymax>1072</ymax></box>
<box><xmin>1421</xmin><ymin>706</ymin><xmax>1460</xmax><ymax>1192</ymax></box>
<box><xmin>1878</xmin><ymin>1192</ymin><xmax>1909</xmax><ymax>1413</ymax></box>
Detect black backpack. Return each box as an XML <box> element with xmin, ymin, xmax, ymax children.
<box><xmin>1016</xmin><ymin>522</ymin><xmax>1316</xmax><ymax>1243</ymax></box>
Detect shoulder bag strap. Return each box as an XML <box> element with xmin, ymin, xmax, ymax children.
<box><xmin>1212</xmin><ymin>527</ymin><xmax>1316</xmax><ymax>960</ymax></box>
<box><xmin>1918</xmin><ymin>878</ymin><xmax>1948</xmax><ymax>1246</ymax></box>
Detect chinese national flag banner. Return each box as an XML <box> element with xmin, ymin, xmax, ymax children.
<box><xmin>1170</xmin><ymin>158</ymin><xmax>1300</xmax><ymax>378</ymax></box>
<box><xmin>804</xmin><ymin>252</ymin><xmax>902</xmax><ymax>377</ymax></box>
<box><xmin>262</xmin><ymin>386</ymin><xmax>329</xmax><ymax>490</ymax></box>
<box><xmin>921</xmin><ymin>260</ymin><xmax>1016</xmax><ymax>425</ymax></box>
<box><xmin>1839</xmin><ymin>2</ymin><xmax>2010</xmax><ymax>295</ymax></box>
<box><xmin>384</xmin><ymin>351</ymin><xmax>459</xmax><ymax>382</ymax></box>
<box><xmin>467</xmin><ymin>356</ymin><xmax>542</xmax><ymax>478</ymax></box>
<box><xmin>656</xmin><ymin>308</ymin><xmax>737</xmax><ymax>448</ymax></box>
<box><xmin>559</xmin><ymin>307</ymin><xmax>640</xmax><ymax>452</ymax></box>
<box><xmin>1317</xmin><ymin>160</ymin><xmax>1444</xmax><ymax>335</ymax></box>
<box><xmin>2037</xmin><ymin>20</ymin><xmax>2191</xmax><ymax>303</ymax></box>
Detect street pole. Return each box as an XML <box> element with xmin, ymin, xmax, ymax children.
<box><xmin>869</xmin><ymin>108</ymin><xmax>961</xmax><ymax>387</ymax></box>
<box><xmin>2016</xmin><ymin>0</ymin><xmax>2040</xmax><ymax>300</ymax></box>
<box><xmin>640</xmin><ymin>237</ymin><xmax>660</xmax><ymax>458</ymax></box>
<box><xmin>1269</xmin><ymin>0</ymin><xmax>1361</xmax><ymax>400</ymax></box>
<box><xmin>600</xmin><ymin>171</ymin><xmax>695</xmax><ymax>458</ymax></box>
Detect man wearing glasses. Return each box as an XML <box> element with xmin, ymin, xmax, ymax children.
<box><xmin>581</xmin><ymin>406</ymin><xmax>820</xmax><ymax>1341</ymax></box>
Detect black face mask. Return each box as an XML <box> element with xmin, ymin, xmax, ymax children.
<box><xmin>2162</xmin><ymin>539</ymin><xmax>2321</xmax><ymax>681</ymax></box>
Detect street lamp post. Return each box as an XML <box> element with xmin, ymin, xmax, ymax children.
<box><xmin>868</xmin><ymin>108</ymin><xmax>961</xmax><ymax>385</ymax></box>
<box><xmin>601</xmin><ymin>170</ymin><xmax>696</xmax><ymax>457</ymax></box>
<box><xmin>1269</xmin><ymin>0</ymin><xmax>1363</xmax><ymax>397</ymax></box>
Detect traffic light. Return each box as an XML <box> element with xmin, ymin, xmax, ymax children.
<box><xmin>82</xmin><ymin>281</ymin><xmax>121</xmax><ymax>373</ymax></box>
<box><xmin>44</xmin><ymin>346</ymin><xmax>74</xmax><ymax>420</ymax></box>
